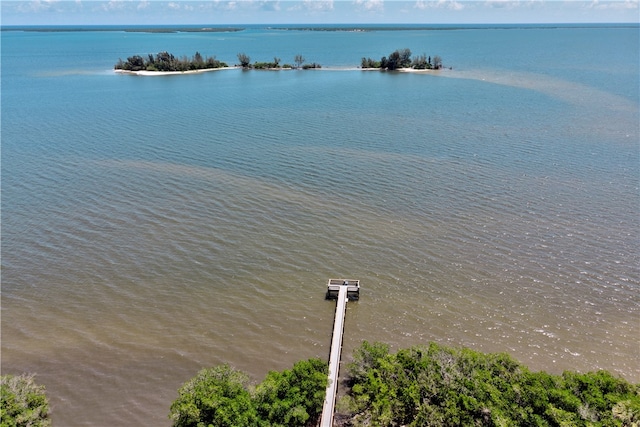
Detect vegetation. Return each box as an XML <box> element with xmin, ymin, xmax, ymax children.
<box><xmin>169</xmin><ymin>342</ymin><xmax>638</xmax><ymax>427</ymax></box>
<box><xmin>3</xmin><ymin>342</ymin><xmax>637</xmax><ymax>427</ymax></box>
<box><xmin>115</xmin><ymin>51</ymin><xmax>227</xmax><ymax>72</ymax></box>
<box><xmin>340</xmin><ymin>341</ymin><xmax>640</xmax><ymax>426</ymax></box>
<box><xmin>1</xmin><ymin>374</ymin><xmax>51</xmax><ymax>427</ymax></box>
<box><xmin>241</xmin><ymin>53</ymin><xmax>320</xmax><ymax>70</ymax></box>
<box><xmin>294</xmin><ymin>54</ymin><xmax>305</xmax><ymax>68</ymax></box>
<box><xmin>362</xmin><ymin>48</ymin><xmax>443</xmax><ymax>70</ymax></box>
<box><xmin>301</xmin><ymin>63</ymin><xmax>322</xmax><ymax>69</ymax></box>
<box><xmin>237</xmin><ymin>52</ymin><xmax>251</xmax><ymax>68</ymax></box>
<box><xmin>169</xmin><ymin>359</ymin><xmax>328</xmax><ymax>427</ymax></box>
<box><xmin>252</xmin><ymin>57</ymin><xmax>282</xmax><ymax>70</ymax></box>
<box><xmin>115</xmin><ymin>48</ymin><xmax>445</xmax><ymax>74</ymax></box>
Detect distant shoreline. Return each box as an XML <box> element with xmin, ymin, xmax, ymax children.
<box><xmin>3</xmin><ymin>23</ymin><xmax>639</xmax><ymax>33</ymax></box>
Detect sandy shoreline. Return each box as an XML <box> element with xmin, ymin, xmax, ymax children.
<box><xmin>115</xmin><ymin>66</ymin><xmax>445</xmax><ymax>76</ymax></box>
<box><xmin>360</xmin><ymin>67</ymin><xmax>444</xmax><ymax>73</ymax></box>
<box><xmin>114</xmin><ymin>67</ymin><xmax>239</xmax><ymax>76</ymax></box>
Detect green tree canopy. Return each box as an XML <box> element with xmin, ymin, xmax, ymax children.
<box><xmin>169</xmin><ymin>359</ymin><xmax>327</xmax><ymax>427</ymax></box>
<box><xmin>341</xmin><ymin>341</ymin><xmax>640</xmax><ymax>427</ymax></box>
<box><xmin>1</xmin><ymin>374</ymin><xmax>51</xmax><ymax>427</ymax></box>
<box><xmin>254</xmin><ymin>358</ymin><xmax>328</xmax><ymax>427</ymax></box>
<box><xmin>169</xmin><ymin>365</ymin><xmax>257</xmax><ymax>427</ymax></box>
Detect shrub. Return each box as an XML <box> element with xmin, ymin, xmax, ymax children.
<box><xmin>1</xmin><ymin>374</ymin><xmax>51</xmax><ymax>427</ymax></box>
<box><xmin>169</xmin><ymin>359</ymin><xmax>327</xmax><ymax>427</ymax></box>
<box><xmin>254</xmin><ymin>358</ymin><xmax>327</xmax><ymax>427</ymax></box>
<box><xmin>341</xmin><ymin>341</ymin><xmax>640</xmax><ymax>427</ymax></box>
<box><xmin>169</xmin><ymin>365</ymin><xmax>257</xmax><ymax>427</ymax></box>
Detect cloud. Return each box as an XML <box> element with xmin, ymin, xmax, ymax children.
<box><xmin>206</xmin><ymin>0</ymin><xmax>238</xmax><ymax>11</ymax></box>
<box><xmin>253</xmin><ymin>0</ymin><xmax>281</xmax><ymax>11</ymax></box>
<box><xmin>303</xmin><ymin>0</ymin><xmax>334</xmax><ymax>11</ymax></box>
<box><xmin>588</xmin><ymin>0</ymin><xmax>639</xmax><ymax>9</ymax></box>
<box><xmin>17</xmin><ymin>0</ymin><xmax>62</xmax><ymax>12</ymax></box>
<box><xmin>100</xmin><ymin>0</ymin><xmax>127</xmax><ymax>12</ymax></box>
<box><xmin>483</xmin><ymin>0</ymin><xmax>518</xmax><ymax>9</ymax></box>
<box><xmin>354</xmin><ymin>0</ymin><xmax>384</xmax><ymax>12</ymax></box>
<box><xmin>414</xmin><ymin>0</ymin><xmax>464</xmax><ymax>11</ymax></box>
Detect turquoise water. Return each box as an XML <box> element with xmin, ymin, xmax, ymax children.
<box><xmin>2</xmin><ymin>25</ymin><xmax>639</xmax><ymax>426</ymax></box>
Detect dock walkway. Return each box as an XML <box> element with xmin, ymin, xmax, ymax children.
<box><xmin>320</xmin><ymin>279</ymin><xmax>359</xmax><ymax>427</ymax></box>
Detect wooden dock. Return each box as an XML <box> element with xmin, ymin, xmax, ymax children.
<box><xmin>321</xmin><ymin>279</ymin><xmax>359</xmax><ymax>427</ymax></box>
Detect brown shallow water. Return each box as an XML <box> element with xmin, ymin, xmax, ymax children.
<box><xmin>3</xmin><ymin>145</ymin><xmax>638</xmax><ymax>425</ymax></box>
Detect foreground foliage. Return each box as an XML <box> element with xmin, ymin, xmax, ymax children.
<box><xmin>169</xmin><ymin>359</ymin><xmax>327</xmax><ymax>427</ymax></box>
<box><xmin>0</xmin><ymin>374</ymin><xmax>50</xmax><ymax>427</ymax></box>
<box><xmin>169</xmin><ymin>342</ymin><xmax>638</xmax><ymax>426</ymax></box>
<box><xmin>340</xmin><ymin>341</ymin><xmax>640</xmax><ymax>426</ymax></box>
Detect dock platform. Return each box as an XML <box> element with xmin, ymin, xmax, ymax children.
<box><xmin>320</xmin><ymin>279</ymin><xmax>359</xmax><ymax>427</ymax></box>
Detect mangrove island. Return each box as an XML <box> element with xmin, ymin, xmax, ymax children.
<box><xmin>115</xmin><ymin>48</ymin><xmax>442</xmax><ymax>75</ymax></box>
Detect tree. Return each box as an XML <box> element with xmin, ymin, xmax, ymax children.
<box><xmin>294</xmin><ymin>54</ymin><xmax>305</xmax><ymax>69</ymax></box>
<box><xmin>254</xmin><ymin>359</ymin><xmax>328</xmax><ymax>427</ymax></box>
<box><xmin>361</xmin><ymin>57</ymin><xmax>380</xmax><ymax>68</ymax></box>
<box><xmin>411</xmin><ymin>54</ymin><xmax>429</xmax><ymax>70</ymax></box>
<box><xmin>341</xmin><ymin>341</ymin><xmax>640</xmax><ymax>427</ymax></box>
<box><xmin>192</xmin><ymin>51</ymin><xmax>204</xmax><ymax>69</ymax></box>
<box><xmin>237</xmin><ymin>53</ymin><xmax>251</xmax><ymax>68</ymax></box>
<box><xmin>126</xmin><ymin>55</ymin><xmax>145</xmax><ymax>71</ymax></box>
<box><xmin>169</xmin><ymin>359</ymin><xmax>328</xmax><ymax>427</ymax></box>
<box><xmin>169</xmin><ymin>365</ymin><xmax>257</xmax><ymax>427</ymax></box>
<box><xmin>398</xmin><ymin>48</ymin><xmax>412</xmax><ymax>68</ymax></box>
<box><xmin>1</xmin><ymin>374</ymin><xmax>51</xmax><ymax>427</ymax></box>
<box><xmin>155</xmin><ymin>51</ymin><xmax>175</xmax><ymax>71</ymax></box>
<box><xmin>380</xmin><ymin>48</ymin><xmax>412</xmax><ymax>70</ymax></box>
<box><xmin>386</xmin><ymin>50</ymin><xmax>400</xmax><ymax>70</ymax></box>
<box><xmin>432</xmin><ymin>55</ymin><xmax>443</xmax><ymax>69</ymax></box>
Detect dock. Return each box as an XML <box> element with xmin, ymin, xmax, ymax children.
<box><xmin>320</xmin><ymin>279</ymin><xmax>360</xmax><ymax>427</ymax></box>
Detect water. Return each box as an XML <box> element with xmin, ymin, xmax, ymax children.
<box><xmin>2</xmin><ymin>24</ymin><xmax>639</xmax><ymax>426</ymax></box>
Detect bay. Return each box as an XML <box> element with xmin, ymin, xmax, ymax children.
<box><xmin>1</xmin><ymin>24</ymin><xmax>638</xmax><ymax>426</ymax></box>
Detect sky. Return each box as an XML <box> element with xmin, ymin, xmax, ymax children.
<box><xmin>1</xmin><ymin>0</ymin><xmax>639</xmax><ymax>25</ymax></box>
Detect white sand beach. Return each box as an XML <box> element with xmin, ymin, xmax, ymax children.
<box><xmin>115</xmin><ymin>67</ymin><xmax>239</xmax><ymax>76</ymax></box>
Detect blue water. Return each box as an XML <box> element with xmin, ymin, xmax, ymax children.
<box><xmin>2</xmin><ymin>25</ymin><xmax>639</xmax><ymax>426</ymax></box>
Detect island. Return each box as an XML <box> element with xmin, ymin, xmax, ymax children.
<box><xmin>114</xmin><ymin>51</ymin><xmax>322</xmax><ymax>74</ymax></box>
<box><xmin>114</xmin><ymin>48</ymin><xmax>442</xmax><ymax>75</ymax></box>
<box><xmin>114</xmin><ymin>51</ymin><xmax>229</xmax><ymax>75</ymax></box>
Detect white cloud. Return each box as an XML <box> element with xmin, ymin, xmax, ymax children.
<box><xmin>483</xmin><ymin>0</ymin><xmax>520</xmax><ymax>9</ymax></box>
<box><xmin>354</xmin><ymin>0</ymin><xmax>384</xmax><ymax>12</ymax></box>
<box><xmin>100</xmin><ymin>0</ymin><xmax>127</xmax><ymax>12</ymax></box>
<box><xmin>167</xmin><ymin>2</ymin><xmax>181</xmax><ymax>10</ymax></box>
<box><xmin>19</xmin><ymin>0</ymin><xmax>61</xmax><ymax>12</ymax></box>
<box><xmin>588</xmin><ymin>0</ymin><xmax>639</xmax><ymax>10</ymax></box>
<box><xmin>303</xmin><ymin>0</ymin><xmax>334</xmax><ymax>11</ymax></box>
<box><xmin>246</xmin><ymin>0</ymin><xmax>281</xmax><ymax>12</ymax></box>
<box><xmin>205</xmin><ymin>1</ymin><xmax>238</xmax><ymax>11</ymax></box>
<box><xmin>137</xmin><ymin>0</ymin><xmax>150</xmax><ymax>10</ymax></box>
<box><xmin>414</xmin><ymin>0</ymin><xmax>464</xmax><ymax>11</ymax></box>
